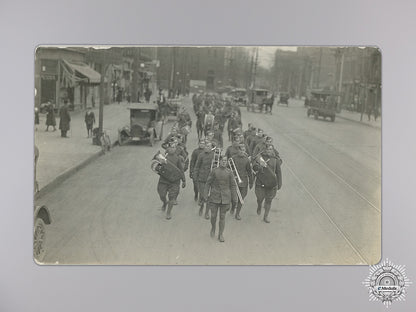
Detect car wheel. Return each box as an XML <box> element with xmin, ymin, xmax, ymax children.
<box><xmin>33</xmin><ymin>218</ymin><xmax>46</xmax><ymax>262</ymax></box>
<box><xmin>119</xmin><ymin>133</ymin><xmax>128</xmax><ymax>146</ymax></box>
<box><xmin>331</xmin><ymin>115</ymin><xmax>335</xmax><ymax>122</ymax></box>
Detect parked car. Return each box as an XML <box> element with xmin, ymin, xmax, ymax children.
<box><xmin>118</xmin><ymin>103</ymin><xmax>164</xmax><ymax>146</ymax></box>
<box><xmin>229</xmin><ymin>88</ymin><xmax>248</xmax><ymax>106</ymax></box>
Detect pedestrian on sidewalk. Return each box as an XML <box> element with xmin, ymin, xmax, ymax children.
<box><xmin>34</xmin><ymin>107</ymin><xmax>39</xmax><ymax>131</ymax></box>
<box><xmin>59</xmin><ymin>102</ymin><xmax>71</xmax><ymax>138</ymax></box>
<box><xmin>45</xmin><ymin>102</ymin><xmax>56</xmax><ymax>132</ymax></box>
<box><xmin>84</xmin><ymin>108</ymin><xmax>96</xmax><ymax>138</ymax></box>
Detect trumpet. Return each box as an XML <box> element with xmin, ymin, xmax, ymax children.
<box><xmin>228</xmin><ymin>158</ymin><xmax>244</xmax><ymax>205</ymax></box>
<box><xmin>210</xmin><ymin>147</ymin><xmax>222</xmax><ymax>171</ymax></box>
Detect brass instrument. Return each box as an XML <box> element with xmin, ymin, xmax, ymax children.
<box><xmin>210</xmin><ymin>147</ymin><xmax>222</xmax><ymax>171</ymax></box>
<box><xmin>228</xmin><ymin>158</ymin><xmax>244</xmax><ymax>205</ymax></box>
<box><xmin>228</xmin><ymin>158</ymin><xmax>242</xmax><ymax>184</ymax></box>
<box><xmin>151</xmin><ymin>151</ymin><xmax>167</xmax><ymax>173</ymax></box>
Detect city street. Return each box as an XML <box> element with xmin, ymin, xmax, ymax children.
<box><xmin>34</xmin><ymin>97</ymin><xmax>381</xmax><ymax>265</ymax></box>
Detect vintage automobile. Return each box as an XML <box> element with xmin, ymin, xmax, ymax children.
<box><xmin>33</xmin><ymin>205</ymin><xmax>52</xmax><ymax>263</ymax></box>
<box><xmin>118</xmin><ymin>103</ymin><xmax>164</xmax><ymax>146</ymax></box>
<box><xmin>306</xmin><ymin>90</ymin><xmax>338</xmax><ymax>122</ymax></box>
<box><xmin>229</xmin><ymin>88</ymin><xmax>248</xmax><ymax>106</ymax></box>
<box><xmin>278</xmin><ymin>92</ymin><xmax>290</xmax><ymax>106</ymax></box>
<box><xmin>165</xmin><ymin>98</ymin><xmax>182</xmax><ymax>121</ymax></box>
<box><xmin>247</xmin><ymin>88</ymin><xmax>269</xmax><ymax>112</ymax></box>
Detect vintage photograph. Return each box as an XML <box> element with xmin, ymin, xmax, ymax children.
<box><xmin>33</xmin><ymin>46</ymin><xmax>381</xmax><ymax>265</ymax></box>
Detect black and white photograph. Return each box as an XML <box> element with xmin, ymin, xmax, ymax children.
<box><xmin>34</xmin><ymin>45</ymin><xmax>381</xmax><ymax>265</ymax></box>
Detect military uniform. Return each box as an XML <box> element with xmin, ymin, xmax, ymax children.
<box><xmin>252</xmin><ymin>142</ymin><xmax>281</xmax><ymax>162</ymax></box>
<box><xmin>252</xmin><ymin>153</ymin><xmax>282</xmax><ymax>223</ymax></box>
<box><xmin>193</xmin><ymin>150</ymin><xmax>214</xmax><ymax>218</ymax></box>
<box><xmin>157</xmin><ymin>152</ymin><xmax>186</xmax><ymax>219</ymax></box>
<box><xmin>249</xmin><ymin>135</ymin><xmax>265</xmax><ymax>156</ymax></box>
<box><xmin>204</xmin><ymin>166</ymin><xmax>237</xmax><ymax>242</ymax></box>
<box><xmin>189</xmin><ymin>146</ymin><xmax>205</xmax><ymax>201</ymax></box>
<box><xmin>225</xmin><ymin>141</ymin><xmax>250</xmax><ymax>159</ymax></box>
<box><xmin>230</xmin><ymin>152</ymin><xmax>253</xmax><ymax>220</ymax></box>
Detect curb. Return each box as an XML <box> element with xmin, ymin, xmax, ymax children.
<box><xmin>34</xmin><ymin>138</ymin><xmax>119</xmax><ymax>200</ymax></box>
<box><xmin>337</xmin><ymin>114</ymin><xmax>381</xmax><ymax>129</ymax></box>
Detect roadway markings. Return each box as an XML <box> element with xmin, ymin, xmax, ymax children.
<box><xmin>283</xmin><ymin>161</ymin><xmax>369</xmax><ymax>264</ymax></box>
<box><xmin>281</xmin><ymin>132</ymin><xmax>381</xmax><ymax>214</ymax></box>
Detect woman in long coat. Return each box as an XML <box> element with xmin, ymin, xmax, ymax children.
<box><xmin>45</xmin><ymin>103</ymin><xmax>56</xmax><ymax>131</ymax></box>
<box><xmin>59</xmin><ymin>104</ymin><xmax>71</xmax><ymax>137</ymax></box>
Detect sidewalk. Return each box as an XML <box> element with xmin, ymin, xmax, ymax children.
<box><xmin>337</xmin><ymin>110</ymin><xmax>381</xmax><ymax>129</ymax></box>
<box><xmin>34</xmin><ymin>101</ymin><xmax>132</xmax><ymax>197</ymax></box>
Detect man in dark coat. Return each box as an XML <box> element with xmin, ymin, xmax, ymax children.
<box><xmin>204</xmin><ymin>155</ymin><xmax>237</xmax><ymax>242</ymax></box>
<box><xmin>190</xmin><ymin>138</ymin><xmax>206</xmax><ymax>201</ymax></box>
<box><xmin>156</xmin><ymin>144</ymin><xmax>186</xmax><ymax>220</ymax></box>
<box><xmin>84</xmin><ymin>108</ymin><xmax>95</xmax><ymax>138</ymax></box>
<box><xmin>45</xmin><ymin>102</ymin><xmax>56</xmax><ymax>131</ymax></box>
<box><xmin>59</xmin><ymin>103</ymin><xmax>71</xmax><ymax>138</ymax></box>
<box><xmin>230</xmin><ymin>144</ymin><xmax>253</xmax><ymax>220</ymax></box>
<box><xmin>252</xmin><ymin>145</ymin><xmax>282</xmax><ymax>223</ymax></box>
<box><xmin>193</xmin><ymin>141</ymin><xmax>215</xmax><ymax>219</ymax></box>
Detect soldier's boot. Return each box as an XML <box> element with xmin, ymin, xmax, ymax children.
<box><xmin>235</xmin><ymin>206</ymin><xmax>242</xmax><ymax>220</ymax></box>
<box><xmin>194</xmin><ymin>191</ymin><xmax>198</xmax><ymax>202</ymax></box>
<box><xmin>199</xmin><ymin>202</ymin><xmax>204</xmax><ymax>216</ymax></box>
<box><xmin>257</xmin><ymin>200</ymin><xmax>262</xmax><ymax>215</ymax></box>
<box><xmin>230</xmin><ymin>202</ymin><xmax>235</xmax><ymax>215</ymax></box>
<box><xmin>218</xmin><ymin>217</ymin><xmax>225</xmax><ymax>242</ymax></box>
<box><xmin>205</xmin><ymin>205</ymin><xmax>210</xmax><ymax>220</ymax></box>
<box><xmin>263</xmin><ymin>202</ymin><xmax>271</xmax><ymax>223</ymax></box>
<box><xmin>166</xmin><ymin>201</ymin><xmax>173</xmax><ymax>220</ymax></box>
<box><xmin>161</xmin><ymin>199</ymin><xmax>167</xmax><ymax>212</ymax></box>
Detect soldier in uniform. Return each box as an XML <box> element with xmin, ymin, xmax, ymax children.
<box><xmin>225</xmin><ymin>134</ymin><xmax>248</xmax><ymax>159</ymax></box>
<box><xmin>193</xmin><ymin>141</ymin><xmax>215</xmax><ymax>219</ymax></box>
<box><xmin>190</xmin><ymin>138</ymin><xmax>206</xmax><ymax>201</ymax></box>
<box><xmin>204</xmin><ymin>155</ymin><xmax>237</xmax><ymax>242</ymax></box>
<box><xmin>156</xmin><ymin>143</ymin><xmax>186</xmax><ymax>220</ymax></box>
<box><xmin>230</xmin><ymin>144</ymin><xmax>254</xmax><ymax>220</ymax></box>
<box><xmin>249</xmin><ymin>129</ymin><xmax>265</xmax><ymax>156</ymax></box>
<box><xmin>252</xmin><ymin>145</ymin><xmax>282</xmax><ymax>223</ymax></box>
<box><xmin>212</xmin><ymin>122</ymin><xmax>223</xmax><ymax>148</ymax></box>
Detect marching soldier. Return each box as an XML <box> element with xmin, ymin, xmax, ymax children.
<box><xmin>190</xmin><ymin>138</ymin><xmax>206</xmax><ymax>201</ymax></box>
<box><xmin>249</xmin><ymin>128</ymin><xmax>265</xmax><ymax>155</ymax></box>
<box><xmin>193</xmin><ymin>141</ymin><xmax>215</xmax><ymax>219</ymax></box>
<box><xmin>204</xmin><ymin>155</ymin><xmax>237</xmax><ymax>242</ymax></box>
<box><xmin>229</xmin><ymin>144</ymin><xmax>253</xmax><ymax>220</ymax></box>
<box><xmin>244</xmin><ymin>125</ymin><xmax>257</xmax><ymax>152</ymax></box>
<box><xmin>225</xmin><ymin>134</ymin><xmax>249</xmax><ymax>159</ymax></box>
<box><xmin>212</xmin><ymin>122</ymin><xmax>223</xmax><ymax>148</ymax></box>
<box><xmin>155</xmin><ymin>144</ymin><xmax>186</xmax><ymax>220</ymax></box>
<box><xmin>252</xmin><ymin>145</ymin><xmax>282</xmax><ymax>223</ymax></box>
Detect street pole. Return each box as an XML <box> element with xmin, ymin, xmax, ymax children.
<box><xmin>337</xmin><ymin>49</ymin><xmax>345</xmax><ymax>111</ymax></box>
<box><xmin>98</xmin><ymin>64</ymin><xmax>108</xmax><ymax>137</ymax></box>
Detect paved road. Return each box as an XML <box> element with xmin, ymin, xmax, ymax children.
<box><xmin>35</xmin><ymin>97</ymin><xmax>381</xmax><ymax>265</ymax></box>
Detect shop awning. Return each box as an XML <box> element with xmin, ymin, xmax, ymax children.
<box><xmin>63</xmin><ymin>60</ymin><xmax>101</xmax><ymax>84</ymax></box>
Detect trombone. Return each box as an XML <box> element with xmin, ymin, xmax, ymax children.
<box><xmin>210</xmin><ymin>147</ymin><xmax>222</xmax><ymax>171</ymax></box>
<box><xmin>228</xmin><ymin>158</ymin><xmax>244</xmax><ymax>205</ymax></box>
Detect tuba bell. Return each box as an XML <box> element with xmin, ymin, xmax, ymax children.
<box><xmin>151</xmin><ymin>151</ymin><xmax>167</xmax><ymax>173</ymax></box>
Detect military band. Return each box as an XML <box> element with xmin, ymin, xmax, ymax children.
<box><xmin>152</xmin><ymin>92</ymin><xmax>283</xmax><ymax>241</ymax></box>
